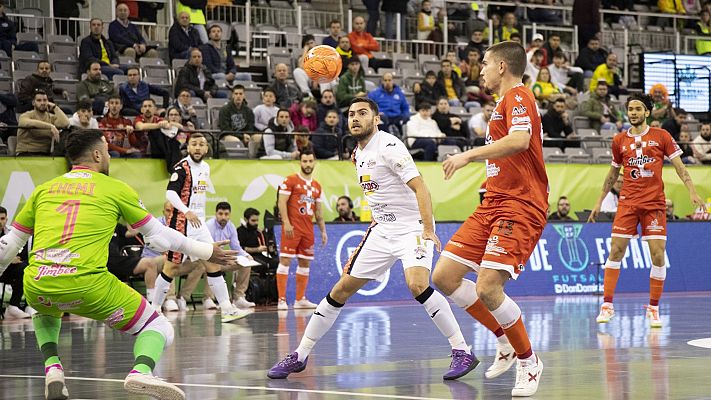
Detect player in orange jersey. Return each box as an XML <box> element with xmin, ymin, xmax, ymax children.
<box><xmin>431</xmin><ymin>41</ymin><xmax>548</xmax><ymax>397</ymax></box>
<box><xmin>589</xmin><ymin>93</ymin><xmax>704</xmax><ymax>328</ymax></box>
<box><xmin>276</xmin><ymin>149</ymin><xmax>328</xmax><ymax>310</ymax></box>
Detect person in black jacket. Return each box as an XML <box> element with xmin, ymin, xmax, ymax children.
<box><xmin>79</xmin><ymin>18</ymin><xmax>124</xmax><ymax>79</ymax></box>
<box><xmin>199</xmin><ymin>24</ymin><xmax>237</xmax><ymax>84</ymax></box>
<box><xmin>168</xmin><ymin>11</ymin><xmax>202</xmax><ymax>61</ymax></box>
<box><xmin>434</xmin><ymin>59</ymin><xmax>466</xmax><ymax>106</ymax></box>
<box><xmin>573</xmin><ymin>0</ymin><xmax>601</xmax><ymax>53</ymax></box>
<box><xmin>17</xmin><ymin>61</ymin><xmax>68</xmax><ymax>113</ymax></box>
<box><xmin>542</xmin><ymin>98</ymin><xmax>574</xmax><ymax>143</ymax></box>
<box><xmin>174</xmin><ymin>48</ymin><xmax>226</xmax><ymax>102</ymax></box>
<box><xmin>432</xmin><ymin>97</ymin><xmax>466</xmax><ymax>147</ymax></box>
<box><xmin>575</xmin><ymin>37</ymin><xmax>608</xmax><ymax>75</ymax></box>
<box><xmin>381</xmin><ymin>0</ymin><xmax>407</xmax><ymax>40</ymax></box>
<box><xmin>413</xmin><ymin>71</ymin><xmax>438</xmax><ymax>108</ymax></box>
<box><xmin>312</xmin><ymin>109</ymin><xmax>343</xmax><ymax>159</ymax></box>
<box><xmin>0</xmin><ymin>92</ymin><xmax>18</xmax><ymax>142</ymax></box>
<box><xmin>0</xmin><ymin>0</ymin><xmax>39</xmax><ymax>57</ymax></box>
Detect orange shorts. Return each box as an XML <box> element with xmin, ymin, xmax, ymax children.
<box><xmin>611</xmin><ymin>203</ymin><xmax>667</xmax><ymax>241</ymax></box>
<box><xmin>280</xmin><ymin>231</ymin><xmax>315</xmax><ymax>260</ymax></box>
<box><xmin>441</xmin><ymin>200</ymin><xmax>546</xmax><ymax>280</ymax></box>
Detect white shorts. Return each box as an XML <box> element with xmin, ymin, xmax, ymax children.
<box><xmin>343</xmin><ymin>225</ymin><xmax>434</xmax><ymax>281</ymax></box>
<box><xmin>186</xmin><ymin>223</ymin><xmax>213</xmax><ymax>261</ymax></box>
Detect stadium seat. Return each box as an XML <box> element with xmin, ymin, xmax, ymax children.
<box><xmin>140</xmin><ymin>57</ymin><xmax>170</xmax><ymax>79</ymax></box>
<box><xmin>573</xmin><ymin>116</ymin><xmax>591</xmax><ymax>132</ymax></box>
<box><xmin>565</xmin><ymin>148</ymin><xmax>593</xmax><ymax>163</ymax></box>
<box><xmin>417</xmin><ymin>53</ymin><xmax>438</xmax><ymax>67</ymax></box>
<box><xmin>145</xmin><ymin>76</ymin><xmax>172</xmax><ymax>93</ymax></box>
<box><xmin>576</xmin><ymin>128</ymin><xmax>598</xmax><ymax>138</ymax></box>
<box><xmin>112</xmin><ymin>74</ymin><xmax>129</xmax><ymax>86</ymax></box>
<box><xmin>543</xmin><ymin>147</ymin><xmax>567</xmax><ymax>163</ymax></box>
<box><xmin>437</xmin><ymin>145</ymin><xmax>461</xmax><ymax>162</ymax></box>
<box><xmin>421</xmin><ymin>60</ymin><xmax>441</xmax><ymax>75</ymax></box>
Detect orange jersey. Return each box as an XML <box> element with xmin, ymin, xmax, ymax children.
<box><xmin>612</xmin><ymin>126</ymin><xmax>682</xmax><ymax>207</ymax></box>
<box><xmin>484</xmin><ymin>84</ymin><xmax>549</xmax><ymax>217</ymax></box>
<box><xmin>278</xmin><ymin>174</ymin><xmax>323</xmax><ymax>236</ymax></box>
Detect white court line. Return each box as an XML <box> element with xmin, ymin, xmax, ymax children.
<box><xmin>687</xmin><ymin>338</ymin><xmax>711</xmax><ymax>349</ymax></box>
<box><xmin>0</xmin><ymin>375</ymin><xmax>450</xmax><ymax>400</ymax></box>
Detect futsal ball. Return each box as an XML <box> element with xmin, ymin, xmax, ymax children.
<box><xmin>303</xmin><ymin>45</ymin><xmax>343</xmax><ymax>83</ymax></box>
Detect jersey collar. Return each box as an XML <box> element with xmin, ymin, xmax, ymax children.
<box><xmin>626</xmin><ymin>125</ymin><xmax>650</xmax><ymax>138</ymax></box>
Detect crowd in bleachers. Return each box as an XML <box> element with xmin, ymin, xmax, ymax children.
<box><xmin>0</xmin><ymin>0</ymin><xmax>711</xmax><ymax>164</ymax></box>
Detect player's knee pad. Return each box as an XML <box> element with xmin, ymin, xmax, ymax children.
<box><xmin>296</xmin><ymin>266</ymin><xmax>309</xmax><ymax>276</ymax></box>
<box><xmin>650</xmin><ymin>265</ymin><xmax>666</xmax><ymax>280</ymax></box>
<box><xmin>143</xmin><ymin>315</ymin><xmax>175</xmax><ymax>347</ymax></box>
<box><xmin>277</xmin><ymin>264</ymin><xmax>289</xmax><ymax>275</ymax></box>
<box><xmin>448</xmin><ymin>279</ymin><xmax>478</xmax><ymax>309</ymax></box>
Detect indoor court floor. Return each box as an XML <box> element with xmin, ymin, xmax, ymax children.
<box><xmin>1</xmin><ymin>292</ymin><xmax>710</xmax><ymax>400</ymax></box>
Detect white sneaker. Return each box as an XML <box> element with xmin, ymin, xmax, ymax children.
<box><xmin>176</xmin><ymin>297</ymin><xmax>187</xmax><ymax>311</ymax></box>
<box><xmin>293</xmin><ymin>298</ymin><xmax>317</xmax><ymax>309</ymax></box>
<box><xmin>4</xmin><ymin>305</ymin><xmax>31</xmax><ymax>319</ymax></box>
<box><xmin>25</xmin><ymin>305</ymin><xmax>37</xmax><ymax>316</ymax></box>
<box><xmin>511</xmin><ymin>355</ymin><xmax>543</xmax><ymax>397</ymax></box>
<box><xmin>45</xmin><ymin>366</ymin><xmax>69</xmax><ymax>400</ymax></box>
<box><xmin>124</xmin><ymin>371</ymin><xmax>185</xmax><ymax>400</ymax></box>
<box><xmin>163</xmin><ymin>299</ymin><xmax>179</xmax><ymax>312</ymax></box>
<box><xmin>596</xmin><ymin>302</ymin><xmax>615</xmax><ymax>323</ymax></box>
<box><xmin>203</xmin><ymin>298</ymin><xmax>218</xmax><ymax>310</ymax></box>
<box><xmin>646</xmin><ymin>305</ymin><xmax>663</xmax><ymax>328</ymax></box>
<box><xmin>485</xmin><ymin>341</ymin><xmax>516</xmax><ymax>379</ymax></box>
<box><xmin>221</xmin><ymin>306</ymin><xmax>251</xmax><ymax>323</ymax></box>
<box><xmin>233</xmin><ymin>296</ymin><xmax>256</xmax><ymax>308</ymax></box>
<box><xmin>277</xmin><ymin>299</ymin><xmax>288</xmax><ymax>310</ymax></box>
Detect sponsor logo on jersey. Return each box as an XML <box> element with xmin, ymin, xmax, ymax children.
<box><xmin>486</xmin><ymin>162</ymin><xmax>500</xmax><ymax>177</ymax></box>
<box><xmin>627</xmin><ymin>155</ymin><xmax>654</xmax><ymax>167</ymax></box>
<box><xmin>37</xmin><ymin>296</ymin><xmax>52</xmax><ymax>307</ymax></box>
<box><xmin>511</xmin><ymin>105</ymin><xmax>527</xmax><ymax>116</ymax></box>
<box><xmin>374</xmin><ymin>212</ymin><xmax>396</xmax><ymax>222</ymax></box>
<box><xmin>367</xmin><ymin>159</ymin><xmax>376</xmax><ymax>168</ymax></box>
<box><xmin>648</xmin><ymin>140</ymin><xmax>659</xmax><ymax>147</ymax></box>
<box><xmin>511</xmin><ymin>116</ymin><xmax>531</xmax><ymax>125</ymax></box>
<box><xmin>514</xmin><ymin>94</ymin><xmax>523</xmax><ymax>102</ymax></box>
<box><xmin>56</xmin><ymin>299</ymin><xmax>84</xmax><ymax>311</ymax></box>
<box><xmin>414</xmin><ymin>245</ymin><xmax>427</xmax><ymax>260</ymax></box>
<box><xmin>64</xmin><ymin>172</ymin><xmax>92</xmax><ymax>179</ymax></box>
<box><xmin>484</xmin><ymin>235</ymin><xmax>508</xmax><ymax>256</ymax></box>
<box><xmin>629</xmin><ymin>167</ymin><xmax>654</xmax><ymax>180</ymax></box>
<box><xmin>447</xmin><ymin>240</ymin><xmax>463</xmax><ymax>248</ymax></box>
<box><xmin>105</xmin><ymin>307</ymin><xmax>125</xmax><ymax>328</ymax></box>
<box><xmin>646</xmin><ymin>219</ymin><xmax>664</xmax><ymax>232</ymax></box>
<box><xmin>170</xmin><ymin>172</ymin><xmax>179</xmax><ymax>182</ymax></box>
<box><xmin>491</xmin><ymin>111</ymin><xmax>504</xmax><ymax>121</ymax></box>
<box><xmin>386</xmin><ymin>142</ymin><xmax>397</xmax><ymax>147</ymax></box>
<box><xmin>360</xmin><ymin>175</ymin><xmax>379</xmax><ymax>195</ymax></box>
<box><xmin>34</xmin><ymin>248</ymin><xmax>80</xmax><ymax>263</ymax></box>
<box><xmin>33</xmin><ymin>264</ymin><xmax>78</xmax><ymax>281</ymax></box>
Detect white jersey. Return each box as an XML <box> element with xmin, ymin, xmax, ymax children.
<box><xmin>167</xmin><ymin>156</ymin><xmax>214</xmax><ymax>221</ymax></box>
<box><xmin>354</xmin><ymin>130</ymin><xmax>423</xmax><ymax>233</ymax></box>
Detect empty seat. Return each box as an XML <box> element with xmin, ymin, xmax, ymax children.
<box><xmin>207</xmin><ymin>97</ymin><xmax>229</xmax><ymax>109</ymax></box>
<box><xmin>437</xmin><ymin>145</ymin><xmax>461</xmax><ymax>162</ymax></box>
<box><xmin>139</xmin><ymin>57</ymin><xmax>170</xmax><ymax>79</ymax></box>
<box><xmin>573</xmin><ymin>116</ymin><xmax>591</xmax><ymax>131</ymax></box>
<box><xmin>565</xmin><ymin>148</ymin><xmax>593</xmax><ymax>163</ymax></box>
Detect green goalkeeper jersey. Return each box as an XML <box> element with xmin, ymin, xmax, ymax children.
<box><xmin>12</xmin><ymin>166</ymin><xmax>151</xmax><ymax>292</ymax></box>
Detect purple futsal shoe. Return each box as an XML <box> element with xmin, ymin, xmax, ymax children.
<box><xmin>443</xmin><ymin>349</ymin><xmax>480</xmax><ymax>380</ymax></box>
<box><xmin>267</xmin><ymin>352</ymin><xmax>308</xmax><ymax>379</ymax></box>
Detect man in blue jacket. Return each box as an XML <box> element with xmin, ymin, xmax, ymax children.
<box><xmin>119</xmin><ymin>67</ymin><xmax>170</xmax><ymax>116</ymax></box>
<box><xmin>79</xmin><ymin>18</ymin><xmax>124</xmax><ymax>79</ymax></box>
<box><xmin>199</xmin><ymin>24</ymin><xmax>248</xmax><ymax>85</ymax></box>
<box><xmin>108</xmin><ymin>3</ymin><xmax>158</xmax><ymax>61</ymax></box>
<box><xmin>168</xmin><ymin>11</ymin><xmax>202</xmax><ymax>61</ymax></box>
<box><xmin>367</xmin><ymin>72</ymin><xmax>410</xmax><ymax>137</ymax></box>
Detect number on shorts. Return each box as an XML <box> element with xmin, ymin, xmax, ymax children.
<box><xmin>56</xmin><ymin>200</ymin><xmax>81</xmax><ymax>244</ymax></box>
<box><xmin>496</xmin><ymin>220</ymin><xmax>515</xmax><ymax>236</ymax></box>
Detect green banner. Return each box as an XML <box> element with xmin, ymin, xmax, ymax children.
<box><xmin>1</xmin><ymin>158</ymin><xmax>709</xmax><ymax>223</ymax></box>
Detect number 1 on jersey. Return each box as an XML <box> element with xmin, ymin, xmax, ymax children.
<box><xmin>57</xmin><ymin>200</ymin><xmax>81</xmax><ymax>244</ymax></box>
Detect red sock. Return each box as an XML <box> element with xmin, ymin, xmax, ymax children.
<box><xmin>649</xmin><ymin>278</ymin><xmax>664</xmax><ymax>306</ymax></box>
<box><xmin>603</xmin><ymin>268</ymin><xmax>621</xmax><ymax>303</ymax></box>
<box><xmin>466</xmin><ymin>299</ymin><xmax>505</xmax><ymax>337</ymax></box>
<box><xmin>276</xmin><ymin>272</ymin><xmax>288</xmax><ymax>300</ymax></box>
<box><xmin>295</xmin><ymin>273</ymin><xmax>309</xmax><ymax>300</ymax></box>
<box><xmin>504</xmin><ymin>317</ymin><xmax>533</xmax><ymax>360</ymax></box>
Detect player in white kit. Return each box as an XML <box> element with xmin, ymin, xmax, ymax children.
<box><xmin>151</xmin><ymin>133</ymin><xmax>248</xmax><ymax>322</ymax></box>
<box><xmin>268</xmin><ymin>97</ymin><xmax>479</xmax><ymax>380</ymax></box>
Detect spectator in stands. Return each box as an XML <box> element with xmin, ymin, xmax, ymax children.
<box><xmin>459</xmin><ymin>29</ymin><xmax>486</xmax><ymax>61</ymax></box>
<box><xmin>323</xmin><ymin>19</ymin><xmax>342</xmax><ymax>48</ymax></box>
<box><xmin>294</xmin><ymin>35</ymin><xmax>322</xmax><ymax>96</ymax></box>
<box><xmin>349</xmin><ymin>16</ymin><xmax>392</xmax><ymax>72</ymax></box>
<box><xmin>313</xmin><ymin>109</ymin><xmax>342</xmax><ymax>160</ymax></box>
<box><xmin>168</xmin><ymin>11</ymin><xmax>202</xmax><ymax>61</ymax></box>
<box><xmin>532</xmin><ymin>67</ymin><xmax>563</xmax><ymax>103</ymax></box>
<box><xmin>333</xmin><ymin>196</ymin><xmax>359</xmax><ymax>222</ymax></box>
<box><xmin>650</xmin><ymin>83</ymin><xmax>674</xmax><ymax>125</ymax></box>
<box><xmin>661</xmin><ymin>107</ymin><xmax>686</xmax><ymax>141</ymax></box>
<box><xmin>79</xmin><ymin>18</ymin><xmax>124</xmax><ymax>80</ymax></box>
<box><xmin>468</xmin><ymin>100</ymin><xmax>493</xmax><ymax>141</ymax></box>
<box><xmin>119</xmin><ymin>66</ymin><xmax>170</xmax><ymax>116</ymax></box>
<box><xmin>0</xmin><ymin>204</ymin><xmax>34</xmax><ymax>319</ymax></box>
<box><xmin>548</xmin><ymin>51</ymin><xmax>584</xmax><ymax>95</ymax></box>
<box><xmin>382</xmin><ymin>0</ymin><xmax>406</xmax><ymax>40</ymax></box>
<box><xmin>237</xmin><ymin>208</ymin><xmax>279</xmax><ymax>273</ymax></box>
<box><xmin>658</xmin><ymin>0</ymin><xmax>686</xmax><ymax>13</ymax></box>
<box><xmin>174</xmin><ymin>89</ymin><xmax>201</xmax><ymax>128</ymax></box>
<box><xmin>432</xmin><ymin>97</ymin><xmax>465</xmax><ymax>145</ymax></box>
<box><xmin>363</xmin><ymin>0</ymin><xmax>381</xmax><ymax>35</ymax></box>
<box><xmin>692</xmin><ymin>122</ymin><xmax>711</xmax><ymax>164</ymax></box>
<box><xmin>53</xmin><ymin>0</ymin><xmax>87</xmax><ymax>40</ymax></box>
<box><xmin>218</xmin><ymin>84</ymin><xmax>254</xmax><ymax>143</ymax></box>
<box><xmin>0</xmin><ymin>0</ymin><xmax>39</xmax><ymax>57</ymax></box>
<box><xmin>0</xmin><ymin>92</ymin><xmax>18</xmax><ymax>142</ymax></box>
<box><xmin>530</xmin><ymin>0</ymin><xmax>564</xmax><ymax>24</ymax></box>
<box><xmin>316</xmin><ymin>89</ymin><xmax>339</xmax><ymax>125</ymax></box>
<box><xmin>294</xmin><ymin>125</ymin><xmax>313</xmax><ymax>153</ymax></box>
<box><xmin>589</xmin><ymin>53</ymin><xmax>626</xmax><ymax>97</ymax></box>
<box><xmin>99</xmin><ymin>95</ymin><xmax>141</xmax><ymax>158</ymax></box>
<box><xmin>200</xmin><ymin>24</ymin><xmax>238</xmax><ymax>85</ymax></box>
<box><xmin>77</xmin><ymin>61</ymin><xmax>119</xmax><ymax>116</ymax></box>
<box><xmin>665</xmin><ymin>199</ymin><xmax>681</xmax><ymax>220</ymax></box>
<box><xmin>335</xmin><ymin>36</ymin><xmax>353</xmax><ymax>74</ymax></box>
<box><xmin>162</xmin><ymin>106</ymin><xmax>192</xmax><ymax>168</ymax></box>
<box><xmin>600</xmin><ymin>173</ymin><xmax>623</xmax><ymax>212</ymax></box>
<box><xmin>109</xmin><ymin>3</ymin><xmax>158</xmax><ymax>60</ymax></box>
<box><xmin>542</xmin><ymin>97</ymin><xmax>574</xmax><ymax>139</ymax></box>
<box><xmin>268</xmin><ymin>63</ymin><xmax>303</xmax><ymax>109</ymax></box>
<box><xmin>435</xmin><ymin>59</ymin><xmax>466</xmax><ymax>107</ymax></box>
<box><xmin>175</xmin><ymin>48</ymin><xmax>225</xmax><ymax>102</ymax></box>
<box><xmin>289</xmin><ymin>99</ymin><xmax>318</xmax><ymax>133</ymax></box>
<box><xmin>695</xmin><ymin>10</ymin><xmax>711</xmax><ymax>55</ymax></box>
<box><xmin>17</xmin><ymin>61</ymin><xmax>68</xmax><ymax>113</ymax></box>
<box><xmin>176</xmin><ymin>0</ymin><xmax>208</xmax><ymax>44</ymax></box>
<box><xmin>526</xmin><ymin>33</ymin><xmax>546</xmax><ymax>65</ymax></box>
<box><xmin>369</xmin><ymin>72</ymin><xmax>410</xmax><ymax>137</ymax></box>
<box><xmin>525</xmin><ymin>49</ymin><xmax>545</xmax><ymax>83</ymax></box>
<box><xmin>405</xmin><ymin>101</ymin><xmax>444</xmax><ymax>161</ymax></box>
<box><xmin>678</xmin><ymin>130</ymin><xmax>699</xmax><ymax>164</ymax></box>
<box><xmin>581</xmin><ymin>81</ymin><xmax>624</xmax><ymax>132</ymax></box>
<box><xmin>575</xmin><ymin>37</ymin><xmax>607</xmax><ymax>76</ymax></box>
<box><xmin>413</xmin><ymin>71</ymin><xmax>438</xmax><ymax>108</ymax></box>
<box><xmin>548</xmin><ymin>196</ymin><xmax>574</xmax><ymax>221</ymax></box>
<box><xmin>16</xmin><ymin>90</ymin><xmax>70</xmax><ymax>156</ymax></box>
<box><xmin>336</xmin><ymin>58</ymin><xmax>367</xmax><ymax>107</ymax></box>
<box><xmin>444</xmin><ymin>49</ymin><xmax>463</xmax><ymax>77</ymax></box>
<box><xmin>262</xmin><ymin>108</ymin><xmax>297</xmax><ymax>159</ymax></box>
<box><xmin>495</xmin><ymin>12</ymin><xmax>519</xmax><ymax>43</ymax></box>
<box><xmin>542</xmin><ymin>33</ymin><xmax>562</xmax><ymax>66</ymax></box>
<box><xmin>133</xmin><ymin>98</ymin><xmax>169</xmax><ymax>157</ymax></box>
<box><xmin>417</xmin><ymin>0</ymin><xmax>436</xmax><ymax>40</ymax></box>
<box><xmin>68</xmin><ymin>100</ymin><xmax>99</xmax><ymax>130</ymax></box>
<box><xmin>573</xmin><ymin>0</ymin><xmax>601</xmax><ymax>52</ymax></box>
<box><xmin>254</xmin><ymin>88</ymin><xmax>278</xmax><ymax>131</ymax></box>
